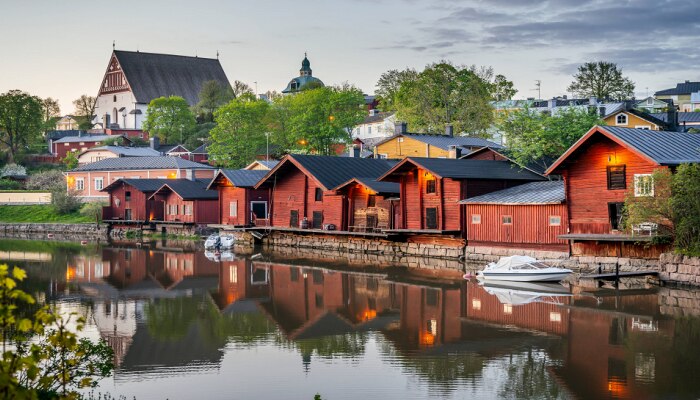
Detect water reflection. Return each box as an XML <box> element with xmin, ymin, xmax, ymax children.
<box><xmin>4</xmin><ymin>239</ymin><xmax>700</xmax><ymax>399</ymax></box>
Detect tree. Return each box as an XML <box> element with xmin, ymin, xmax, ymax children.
<box><xmin>393</xmin><ymin>62</ymin><xmax>494</xmax><ymax>136</ymax></box>
<box><xmin>195</xmin><ymin>80</ymin><xmax>235</xmax><ymax>119</ymax></box>
<box><xmin>62</xmin><ymin>151</ymin><xmax>79</xmax><ymax>170</ymax></box>
<box><xmin>0</xmin><ymin>90</ymin><xmax>44</xmax><ymax>164</ymax></box>
<box><xmin>41</xmin><ymin>97</ymin><xmax>60</xmax><ymax>133</ymax></box>
<box><xmin>142</xmin><ymin>96</ymin><xmax>196</xmax><ymax>144</ymax></box>
<box><xmin>72</xmin><ymin>95</ymin><xmax>97</xmax><ymax>130</ymax></box>
<box><xmin>232</xmin><ymin>80</ymin><xmax>253</xmax><ymax>98</ymax></box>
<box><xmin>492</xmin><ymin>74</ymin><xmax>517</xmax><ymax>101</ymax></box>
<box><xmin>80</xmin><ymin>202</ymin><xmax>106</xmax><ymax>226</ymax></box>
<box><xmin>208</xmin><ymin>94</ymin><xmax>270</xmax><ymax>168</ymax></box>
<box><xmin>624</xmin><ymin>168</ymin><xmax>674</xmax><ymax>235</ymax></box>
<box><xmin>671</xmin><ymin>163</ymin><xmax>700</xmax><ymax>254</ymax></box>
<box><xmin>26</xmin><ymin>170</ymin><xmax>66</xmax><ymax>192</ymax></box>
<box><xmin>499</xmin><ymin>106</ymin><xmax>603</xmax><ymax>172</ymax></box>
<box><xmin>375</xmin><ymin>68</ymin><xmax>418</xmax><ymax>112</ymax></box>
<box><xmin>567</xmin><ymin>61</ymin><xmax>635</xmax><ymax>100</ymax></box>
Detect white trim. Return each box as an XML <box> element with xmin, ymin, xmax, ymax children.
<box><xmin>94</xmin><ymin>177</ymin><xmax>104</xmax><ymax>191</ymax></box>
<box><xmin>634</xmin><ymin>174</ymin><xmax>654</xmax><ymax>197</ymax></box>
<box><xmin>615</xmin><ymin>113</ymin><xmax>628</xmax><ymax>126</ymax></box>
<box><xmin>250</xmin><ymin>200</ymin><xmax>268</xmax><ymax>220</ymax></box>
<box><xmin>634</xmin><ymin>125</ymin><xmax>652</xmax><ymax>130</ymax></box>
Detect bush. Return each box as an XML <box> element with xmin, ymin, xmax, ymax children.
<box><xmin>80</xmin><ymin>202</ymin><xmax>106</xmax><ymax>224</ymax></box>
<box><xmin>52</xmin><ymin>189</ymin><xmax>81</xmax><ymax>214</ymax></box>
<box><xmin>0</xmin><ymin>163</ymin><xmax>27</xmax><ymax>177</ymax></box>
<box><xmin>62</xmin><ymin>151</ymin><xmax>79</xmax><ymax>170</ymax></box>
<box><xmin>672</xmin><ymin>163</ymin><xmax>700</xmax><ymax>255</ymax></box>
<box><xmin>26</xmin><ymin>170</ymin><xmax>65</xmax><ymax>192</ymax></box>
<box><xmin>0</xmin><ymin>179</ymin><xmax>22</xmax><ymax>190</ymax></box>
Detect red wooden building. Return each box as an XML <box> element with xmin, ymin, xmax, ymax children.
<box><xmin>377</xmin><ymin>157</ymin><xmax>544</xmax><ymax>236</ymax></box>
<box><xmin>149</xmin><ymin>179</ymin><xmax>219</xmax><ymax>225</ymax></box>
<box><xmin>101</xmin><ymin>178</ymin><xmax>167</xmax><ymax>224</ymax></box>
<box><xmin>207</xmin><ymin>169</ymin><xmax>270</xmax><ymax>227</ymax></box>
<box><xmin>332</xmin><ymin>177</ymin><xmax>400</xmax><ymax>231</ymax></box>
<box><xmin>546</xmin><ymin>125</ymin><xmax>700</xmax><ymax>256</ymax></box>
<box><xmin>460</xmin><ymin>180</ymin><xmax>569</xmax><ymax>251</ymax></box>
<box><xmin>52</xmin><ymin>134</ymin><xmax>130</xmax><ymax>159</ymax></box>
<box><xmin>255</xmin><ymin>155</ymin><xmax>395</xmax><ymax>230</ymax></box>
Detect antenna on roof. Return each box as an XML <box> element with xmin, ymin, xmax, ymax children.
<box><xmin>216</xmin><ymin>50</ymin><xmax>219</xmax><ymax>59</ymax></box>
<box><xmin>112</xmin><ymin>40</ymin><xmax>115</xmax><ymax>51</ymax></box>
<box><xmin>532</xmin><ymin>80</ymin><xmax>542</xmax><ymax>100</ymax></box>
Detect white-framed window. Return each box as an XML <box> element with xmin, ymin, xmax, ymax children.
<box><xmin>503</xmin><ymin>304</ymin><xmax>512</xmax><ymax>314</ymax></box>
<box><xmin>471</xmin><ymin>298</ymin><xmax>481</xmax><ymax>310</ymax></box>
<box><xmin>75</xmin><ymin>178</ymin><xmax>84</xmax><ymax>191</ymax></box>
<box><xmin>398</xmin><ymin>137</ymin><xmax>404</xmax><ymax>143</ymax></box>
<box><xmin>79</xmin><ymin>142</ymin><xmax>84</xmax><ymax>145</ymax></box>
<box><xmin>502</xmin><ymin>215</ymin><xmax>512</xmax><ymax>225</ymax></box>
<box><xmin>184</xmin><ymin>204</ymin><xmax>192</xmax><ymax>216</ymax></box>
<box><xmin>94</xmin><ymin>177</ymin><xmax>103</xmax><ymax>190</ymax></box>
<box><xmin>368</xmin><ymin>126</ymin><xmax>372</xmax><ymax>134</ymax></box>
<box><xmin>471</xmin><ymin>214</ymin><xmax>481</xmax><ymax>224</ymax></box>
<box><xmin>550</xmin><ymin>312</ymin><xmax>562</xmax><ymax>322</ymax></box>
<box><xmin>549</xmin><ymin>215</ymin><xmax>561</xmax><ymax>226</ymax></box>
<box><xmin>616</xmin><ymin>114</ymin><xmax>628</xmax><ymax>125</ymax></box>
<box><xmin>378</xmin><ymin>153</ymin><xmax>388</xmax><ymax>159</ymax></box>
<box><xmin>634</xmin><ymin>174</ymin><xmax>654</xmax><ymax>197</ymax></box>
<box><xmin>64</xmin><ymin>143</ymin><xmax>69</xmax><ymax>146</ymax></box>
<box><xmin>635</xmin><ymin>125</ymin><xmax>651</xmax><ymax>130</ymax></box>
<box><xmin>230</xmin><ymin>201</ymin><xmax>238</xmax><ymax>217</ymax></box>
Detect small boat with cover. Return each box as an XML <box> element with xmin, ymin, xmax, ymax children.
<box><xmin>476</xmin><ymin>255</ymin><xmax>572</xmax><ymax>282</ymax></box>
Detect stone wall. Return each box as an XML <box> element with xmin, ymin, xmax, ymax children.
<box><xmin>659</xmin><ymin>253</ymin><xmax>700</xmax><ymax>287</ymax></box>
<box><xmin>658</xmin><ymin>286</ymin><xmax>700</xmax><ymax>317</ymax></box>
<box><xmin>0</xmin><ymin>223</ymin><xmax>108</xmax><ymax>241</ymax></box>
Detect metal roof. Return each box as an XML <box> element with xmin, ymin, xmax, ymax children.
<box><xmin>655</xmin><ymin>81</ymin><xmax>700</xmax><ymax>96</ymax></box>
<box><xmin>651</xmin><ymin>112</ymin><xmax>700</xmax><ymax>124</ymax></box>
<box><xmin>101</xmin><ymin>178</ymin><xmax>169</xmax><ymax>193</ymax></box>
<box><xmin>71</xmin><ymin>156</ymin><xmax>215</xmax><ymax>172</ymax></box>
<box><xmin>218</xmin><ymin>169</ymin><xmax>268</xmax><ymax>188</ymax></box>
<box><xmin>54</xmin><ymin>134</ymin><xmax>117</xmax><ymax>143</ymax></box>
<box><xmin>114</xmin><ymin>50</ymin><xmax>231</xmax><ymax>105</ymax></box>
<box><xmin>153</xmin><ymin>179</ymin><xmax>218</xmax><ymax>200</ymax></box>
<box><xmin>332</xmin><ymin>177</ymin><xmax>400</xmax><ymax>195</ymax></box>
<box><xmin>460</xmin><ymin>180</ymin><xmax>564</xmax><ymax>204</ymax></box>
<box><xmin>601</xmin><ymin>126</ymin><xmax>700</xmax><ymax>165</ymax></box>
<box><xmin>381</xmin><ymin>158</ymin><xmax>545</xmax><ymax>181</ymax></box>
<box><xmin>377</xmin><ymin>133</ymin><xmax>503</xmax><ymax>151</ymax></box>
<box><xmin>191</xmin><ymin>143</ymin><xmax>208</xmax><ymax>154</ymax></box>
<box><xmin>84</xmin><ymin>146</ymin><xmax>161</xmax><ymax>157</ymax></box>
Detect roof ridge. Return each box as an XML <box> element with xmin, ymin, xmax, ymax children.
<box><xmin>115</xmin><ymin>49</ymin><xmax>219</xmax><ymax>61</ymax></box>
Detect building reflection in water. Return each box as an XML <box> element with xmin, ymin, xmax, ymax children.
<box><xmin>58</xmin><ymin>244</ymin><xmax>700</xmax><ymax>398</ymax></box>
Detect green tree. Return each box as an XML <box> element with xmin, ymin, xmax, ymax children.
<box><xmin>624</xmin><ymin>168</ymin><xmax>674</xmax><ymax>235</ymax></box>
<box><xmin>567</xmin><ymin>61</ymin><xmax>635</xmax><ymax>100</ymax></box>
<box><xmin>41</xmin><ymin>97</ymin><xmax>61</xmax><ymax>133</ymax></box>
<box><xmin>142</xmin><ymin>96</ymin><xmax>196</xmax><ymax>144</ymax></box>
<box><xmin>499</xmin><ymin>106</ymin><xmax>603</xmax><ymax>172</ymax></box>
<box><xmin>62</xmin><ymin>151</ymin><xmax>79</xmax><ymax>170</ymax></box>
<box><xmin>231</xmin><ymin>80</ymin><xmax>253</xmax><ymax>98</ymax></box>
<box><xmin>72</xmin><ymin>95</ymin><xmax>97</xmax><ymax>130</ymax></box>
<box><xmin>394</xmin><ymin>62</ymin><xmax>494</xmax><ymax>135</ymax></box>
<box><xmin>0</xmin><ymin>90</ymin><xmax>44</xmax><ymax>164</ymax></box>
<box><xmin>208</xmin><ymin>94</ymin><xmax>270</xmax><ymax>168</ymax></box>
<box><xmin>195</xmin><ymin>80</ymin><xmax>235</xmax><ymax>120</ymax></box>
<box><xmin>492</xmin><ymin>74</ymin><xmax>517</xmax><ymax>101</ymax></box>
<box><xmin>375</xmin><ymin>68</ymin><xmax>418</xmax><ymax>112</ymax></box>
<box><xmin>0</xmin><ymin>264</ymin><xmax>113</xmax><ymax>398</ymax></box>
<box><xmin>671</xmin><ymin>163</ymin><xmax>700</xmax><ymax>254</ymax></box>
<box><xmin>80</xmin><ymin>202</ymin><xmax>106</xmax><ymax>226</ymax></box>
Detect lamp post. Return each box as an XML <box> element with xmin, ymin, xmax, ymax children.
<box><xmin>264</xmin><ymin>132</ymin><xmax>271</xmax><ymax>161</ymax></box>
<box><xmin>122</xmin><ymin>110</ymin><xmax>127</xmax><ymax>129</ymax></box>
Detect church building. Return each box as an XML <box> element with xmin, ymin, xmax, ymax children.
<box><xmin>93</xmin><ymin>50</ymin><xmax>232</xmax><ymax>130</ymax></box>
<box><xmin>282</xmin><ymin>54</ymin><xmax>324</xmax><ymax>94</ymax></box>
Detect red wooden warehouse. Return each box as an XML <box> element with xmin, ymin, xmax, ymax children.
<box><xmin>331</xmin><ymin>177</ymin><xmax>400</xmax><ymax>231</ymax></box>
<box><xmin>546</xmin><ymin>125</ymin><xmax>700</xmax><ymax>256</ymax></box>
<box><xmin>207</xmin><ymin>169</ymin><xmax>270</xmax><ymax>227</ymax></box>
<box><xmin>377</xmin><ymin>157</ymin><xmax>544</xmax><ymax>235</ymax></box>
<box><xmin>101</xmin><ymin>178</ymin><xmax>167</xmax><ymax>225</ymax></box>
<box><xmin>255</xmin><ymin>155</ymin><xmax>396</xmax><ymax>230</ymax></box>
<box><xmin>149</xmin><ymin>179</ymin><xmax>219</xmax><ymax>225</ymax></box>
<box><xmin>460</xmin><ymin>180</ymin><xmax>569</xmax><ymax>251</ymax></box>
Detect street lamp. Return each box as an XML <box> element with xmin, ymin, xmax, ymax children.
<box><xmin>264</xmin><ymin>132</ymin><xmax>271</xmax><ymax>161</ymax></box>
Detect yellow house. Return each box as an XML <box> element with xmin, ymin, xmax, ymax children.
<box><xmin>373</xmin><ymin>124</ymin><xmax>502</xmax><ymax>159</ymax></box>
<box><xmin>603</xmin><ymin>109</ymin><xmax>669</xmax><ymax>130</ymax></box>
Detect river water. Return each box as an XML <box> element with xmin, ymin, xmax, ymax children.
<box><xmin>2</xmin><ymin>238</ymin><xmax>700</xmax><ymax>400</ymax></box>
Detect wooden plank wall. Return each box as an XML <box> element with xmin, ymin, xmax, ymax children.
<box><xmin>466</xmin><ymin>203</ymin><xmax>568</xmax><ymax>247</ymax></box>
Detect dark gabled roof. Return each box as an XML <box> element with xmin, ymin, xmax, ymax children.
<box><xmin>651</xmin><ymin>112</ymin><xmax>700</xmax><ymax>124</ymax></box>
<box><xmin>210</xmin><ymin>169</ymin><xmax>268</xmax><ymax>189</ymax></box>
<box><xmin>114</xmin><ymin>50</ymin><xmax>231</xmax><ymax>105</ymax></box>
<box><xmin>191</xmin><ymin>143</ymin><xmax>208</xmax><ymax>154</ymax></box>
<box><xmin>152</xmin><ymin>179</ymin><xmax>218</xmax><ymax>200</ymax></box>
<box><xmin>360</xmin><ymin>112</ymin><xmax>394</xmax><ymax>125</ymax></box>
<box><xmin>82</xmin><ymin>146</ymin><xmax>161</xmax><ymax>157</ymax></box>
<box><xmin>101</xmin><ymin>178</ymin><xmax>169</xmax><ymax>193</ymax></box>
<box><xmin>378</xmin><ymin>158</ymin><xmax>545</xmax><ymax>182</ymax></box>
<box><xmin>461</xmin><ymin>147</ymin><xmax>551</xmax><ymax>176</ymax></box>
<box><xmin>460</xmin><ymin>180</ymin><xmax>564</xmax><ymax>204</ymax></box>
<box><xmin>376</xmin><ymin>133</ymin><xmax>503</xmax><ymax>151</ymax></box>
<box><xmin>546</xmin><ymin>125</ymin><xmax>700</xmax><ymax>174</ymax></box>
<box><xmin>256</xmin><ymin>155</ymin><xmax>397</xmax><ymax>191</ymax></box>
<box><xmin>71</xmin><ymin>156</ymin><xmax>214</xmax><ymax>172</ymax></box>
<box><xmin>655</xmin><ymin>81</ymin><xmax>700</xmax><ymax>96</ymax></box>
<box><xmin>332</xmin><ymin>177</ymin><xmax>400</xmax><ymax>195</ymax></box>
<box><xmin>156</xmin><ymin>144</ymin><xmax>189</xmax><ymax>154</ymax></box>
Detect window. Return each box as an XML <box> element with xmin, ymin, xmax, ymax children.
<box><xmin>312</xmin><ymin>211</ymin><xmax>323</xmax><ymax>229</ymax></box>
<box><xmin>647</xmin><ymin>98</ymin><xmax>653</xmax><ymax>105</ymax></box>
<box><xmin>635</xmin><ymin>125</ymin><xmax>651</xmax><ymax>130</ymax></box>
<box><xmin>634</xmin><ymin>174</ymin><xmax>654</xmax><ymax>197</ymax></box>
<box><xmin>607</xmin><ymin>165</ymin><xmax>626</xmax><ymax>190</ymax></box>
<box><xmin>113</xmin><ymin>95</ymin><xmax>117</xmax><ymax>102</ymax></box>
<box><xmin>550</xmin><ymin>312</ymin><xmax>562</xmax><ymax>322</ymax></box>
<box><xmin>94</xmin><ymin>178</ymin><xmax>103</xmax><ymax>190</ymax></box>
<box><xmin>125</xmin><ymin>191</ymin><xmax>131</xmax><ymax>201</ymax></box>
<box><xmin>426</xmin><ymin>178</ymin><xmax>436</xmax><ymax>194</ymax></box>
<box><xmin>229</xmin><ymin>265</ymin><xmax>238</xmax><ymax>283</ymax></box>
<box><xmin>398</xmin><ymin>137</ymin><xmax>404</xmax><ymax>143</ymax></box>
<box><xmin>378</xmin><ymin>153</ymin><xmax>388</xmax><ymax>159</ymax></box>
<box><xmin>426</xmin><ymin>207</ymin><xmax>438</xmax><ymax>229</ymax></box>
<box><xmin>75</xmin><ymin>178</ymin><xmax>84</xmax><ymax>191</ymax></box>
<box><xmin>502</xmin><ymin>215</ymin><xmax>513</xmax><ymax>225</ymax></box>
<box><xmin>229</xmin><ymin>201</ymin><xmax>238</xmax><ymax>217</ymax></box>
<box><xmin>472</xmin><ymin>298</ymin><xmax>481</xmax><ymax>310</ymax></box>
<box><xmin>616</xmin><ymin>114</ymin><xmax>628</xmax><ymax>125</ymax></box>
<box><xmin>503</xmin><ymin>304</ymin><xmax>513</xmax><ymax>314</ymax></box>
<box><xmin>367</xmin><ymin>194</ymin><xmax>376</xmax><ymax>207</ymax></box>
<box><xmin>314</xmin><ymin>187</ymin><xmax>323</xmax><ymax>202</ymax></box>
<box><xmin>184</xmin><ymin>204</ymin><xmax>192</xmax><ymax>215</ymax></box>
<box><xmin>64</xmin><ymin>143</ymin><xmax>69</xmax><ymax>146</ymax></box>
<box><xmin>549</xmin><ymin>215</ymin><xmax>561</xmax><ymax>226</ymax></box>
<box><xmin>471</xmin><ymin>214</ymin><xmax>481</xmax><ymax>224</ymax></box>
<box><xmin>368</xmin><ymin>126</ymin><xmax>372</xmax><ymax>135</ymax></box>
<box><xmin>168</xmin><ymin>204</ymin><xmax>179</xmax><ymax>215</ymax></box>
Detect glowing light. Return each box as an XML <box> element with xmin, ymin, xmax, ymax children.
<box><xmin>65</xmin><ymin>266</ymin><xmax>76</xmax><ymax>282</ymax></box>
<box><xmin>168</xmin><ymin>172</ymin><xmax>177</xmax><ymax>179</ymax></box>
<box><xmin>361</xmin><ymin>309</ymin><xmax>377</xmax><ymax>321</ymax></box>
<box><xmin>329</xmin><ymin>115</ymin><xmax>335</xmax><ymax>122</ymax></box>
<box><xmin>420</xmin><ymin>332</ymin><xmax>435</xmax><ymax>346</ymax></box>
<box><xmin>298</xmin><ymin>139</ymin><xmax>308</xmax><ymax>146</ymax></box>
<box><xmin>607</xmin><ymin>379</ymin><xmax>627</xmax><ymax>397</ymax></box>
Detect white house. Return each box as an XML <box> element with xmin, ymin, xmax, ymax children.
<box><xmin>352</xmin><ymin>111</ymin><xmax>396</xmax><ymax>141</ymax></box>
<box><xmin>93</xmin><ymin>50</ymin><xmax>232</xmax><ymax>130</ymax></box>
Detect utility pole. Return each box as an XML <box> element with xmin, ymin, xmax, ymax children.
<box><xmin>534</xmin><ymin>80</ymin><xmax>542</xmax><ymax>100</ymax></box>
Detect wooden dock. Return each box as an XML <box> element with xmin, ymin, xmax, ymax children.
<box><xmin>581</xmin><ymin>271</ymin><xmax>658</xmax><ymax>280</ymax></box>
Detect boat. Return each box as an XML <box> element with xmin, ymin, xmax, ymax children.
<box><xmin>204</xmin><ymin>234</ymin><xmax>235</xmax><ymax>250</ymax></box>
<box><xmin>476</xmin><ymin>255</ymin><xmax>572</xmax><ymax>282</ymax></box>
<box><xmin>480</xmin><ymin>281</ymin><xmax>572</xmax><ymax>305</ymax></box>
<box><xmin>205</xmin><ymin>250</ymin><xmax>235</xmax><ymax>262</ymax></box>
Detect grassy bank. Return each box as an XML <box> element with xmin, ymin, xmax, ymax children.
<box><xmin>0</xmin><ymin>205</ymin><xmax>92</xmax><ymax>223</ymax></box>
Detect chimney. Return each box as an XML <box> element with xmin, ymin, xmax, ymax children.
<box><xmin>445</xmin><ymin>124</ymin><xmax>454</xmax><ymax>137</ymax></box>
<box><xmin>599</xmin><ymin>106</ymin><xmax>606</xmax><ymax>118</ymax></box>
<box><xmin>395</xmin><ymin>122</ymin><xmax>407</xmax><ymax>135</ymax></box>
<box><xmin>186</xmin><ymin>169</ymin><xmax>194</xmax><ymax>181</ymax></box>
<box><xmin>448</xmin><ymin>145</ymin><xmax>462</xmax><ymax>159</ymax></box>
<box><xmin>667</xmin><ymin>107</ymin><xmax>678</xmax><ymax>130</ymax></box>
<box><xmin>589</xmin><ymin>96</ymin><xmax>597</xmax><ymax>106</ymax></box>
<box><xmin>149</xmin><ymin>136</ymin><xmax>160</xmax><ymax>150</ymax></box>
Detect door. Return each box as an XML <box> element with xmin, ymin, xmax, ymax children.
<box><xmin>426</xmin><ymin>208</ymin><xmax>438</xmax><ymax>230</ymax></box>
<box><xmin>124</xmin><ymin>208</ymin><xmax>132</xmax><ymax>221</ymax></box>
<box><xmin>290</xmin><ymin>210</ymin><xmax>299</xmax><ymax>228</ymax></box>
<box><xmin>608</xmin><ymin>202</ymin><xmax>625</xmax><ymax>230</ymax></box>
<box><xmin>250</xmin><ymin>201</ymin><xmax>268</xmax><ymax>224</ymax></box>
<box><xmin>312</xmin><ymin>211</ymin><xmax>323</xmax><ymax>229</ymax></box>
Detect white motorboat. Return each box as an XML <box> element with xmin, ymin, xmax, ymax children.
<box><xmin>204</xmin><ymin>234</ymin><xmax>235</xmax><ymax>250</ymax></box>
<box><xmin>476</xmin><ymin>256</ymin><xmax>572</xmax><ymax>282</ymax></box>
<box><xmin>205</xmin><ymin>250</ymin><xmax>236</xmax><ymax>262</ymax></box>
<box><xmin>481</xmin><ymin>281</ymin><xmax>572</xmax><ymax>305</ymax></box>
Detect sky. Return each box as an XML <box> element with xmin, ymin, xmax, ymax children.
<box><xmin>1</xmin><ymin>0</ymin><xmax>698</xmax><ymax>113</ymax></box>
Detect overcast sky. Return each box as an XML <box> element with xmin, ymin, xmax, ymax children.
<box><xmin>1</xmin><ymin>0</ymin><xmax>698</xmax><ymax>113</ymax></box>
